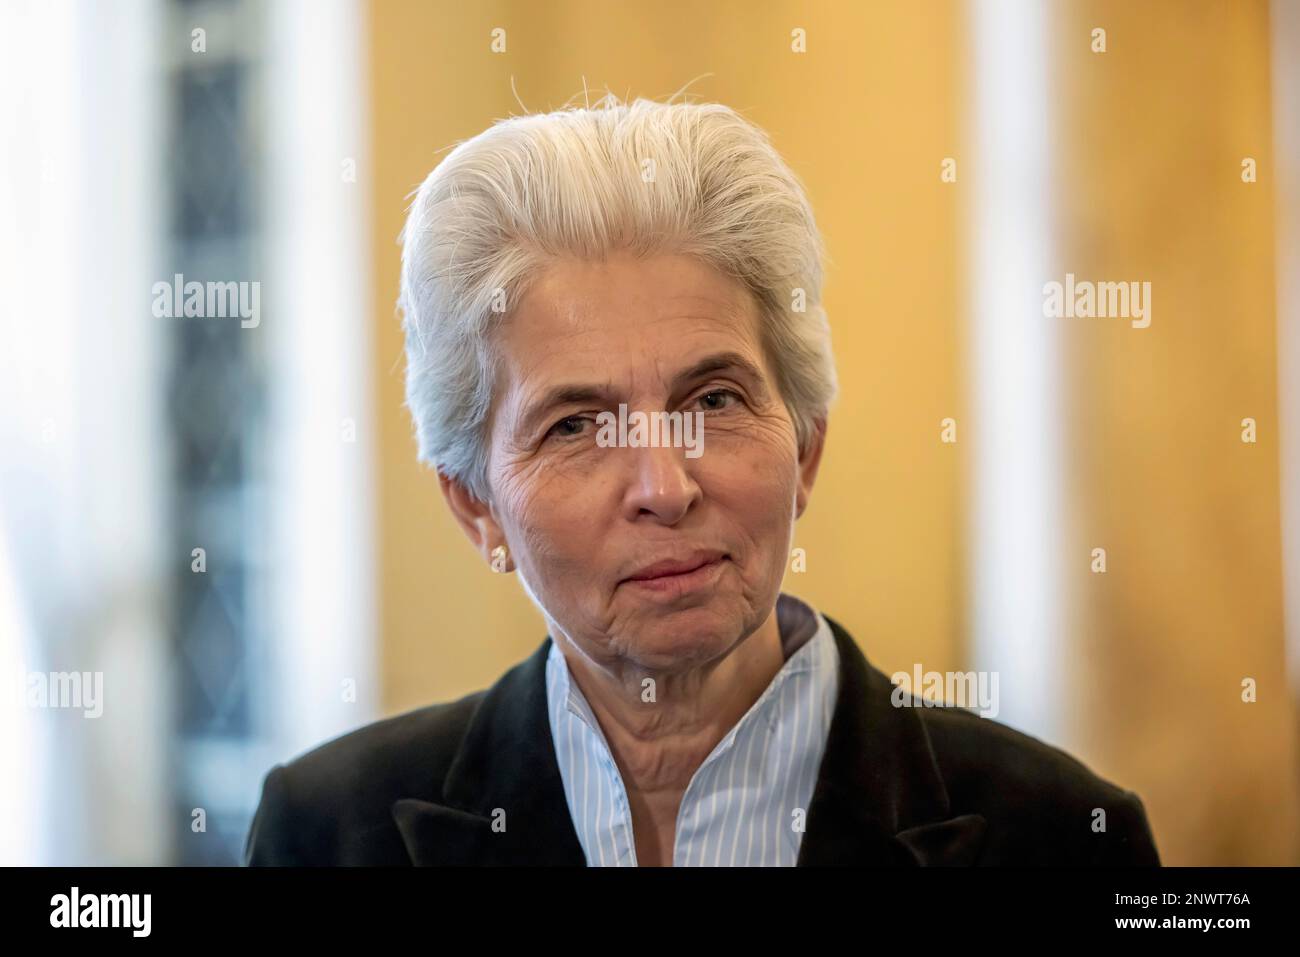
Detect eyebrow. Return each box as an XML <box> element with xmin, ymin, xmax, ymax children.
<box><xmin>515</xmin><ymin>350</ymin><xmax>770</xmax><ymax>439</ymax></box>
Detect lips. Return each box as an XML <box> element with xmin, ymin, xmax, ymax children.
<box><xmin>623</xmin><ymin>551</ymin><xmax>727</xmax><ymax>583</ymax></box>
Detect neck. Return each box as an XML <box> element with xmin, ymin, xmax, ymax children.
<box><xmin>554</xmin><ymin>606</ymin><xmax>785</xmax><ymax>796</ymax></box>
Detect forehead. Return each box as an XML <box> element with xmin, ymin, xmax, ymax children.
<box><xmin>494</xmin><ymin>252</ymin><xmax>765</xmax><ymax>389</ymax></box>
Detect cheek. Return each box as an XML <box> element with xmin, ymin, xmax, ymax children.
<box><xmin>495</xmin><ymin>463</ymin><xmax>607</xmax><ymax>584</ymax></box>
<box><xmin>700</xmin><ymin>435</ymin><xmax>800</xmax><ymax>552</ymax></box>
<box><xmin>708</xmin><ymin>414</ymin><xmax>800</xmax><ymax>497</ymax></box>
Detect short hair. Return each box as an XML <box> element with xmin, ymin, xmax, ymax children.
<box><xmin>398</xmin><ymin>93</ymin><xmax>838</xmax><ymax>503</ymax></box>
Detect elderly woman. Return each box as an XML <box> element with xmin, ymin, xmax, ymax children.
<box><xmin>245</xmin><ymin>96</ymin><xmax>1159</xmax><ymax>867</ymax></box>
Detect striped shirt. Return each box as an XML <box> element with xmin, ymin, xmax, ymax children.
<box><xmin>544</xmin><ymin>592</ymin><xmax>841</xmax><ymax>866</ymax></box>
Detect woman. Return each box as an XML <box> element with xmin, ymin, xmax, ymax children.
<box><xmin>245</xmin><ymin>95</ymin><xmax>1159</xmax><ymax>867</ymax></box>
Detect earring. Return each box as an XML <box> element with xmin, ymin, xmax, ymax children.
<box><xmin>490</xmin><ymin>544</ymin><xmax>509</xmax><ymax>573</ymax></box>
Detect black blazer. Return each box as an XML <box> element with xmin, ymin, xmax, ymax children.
<box><xmin>244</xmin><ymin>614</ymin><xmax>1160</xmax><ymax>866</ymax></box>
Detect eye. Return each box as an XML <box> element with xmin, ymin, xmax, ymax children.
<box><xmin>696</xmin><ymin>389</ymin><xmax>739</xmax><ymax>412</ymax></box>
<box><xmin>546</xmin><ymin>415</ymin><xmax>591</xmax><ymax>441</ymax></box>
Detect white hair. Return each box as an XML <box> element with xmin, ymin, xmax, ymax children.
<box><xmin>398</xmin><ymin>93</ymin><xmax>838</xmax><ymax>503</ymax></box>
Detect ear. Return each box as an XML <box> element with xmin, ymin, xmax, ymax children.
<box><xmin>437</xmin><ymin>470</ymin><xmax>509</xmax><ymax>568</ymax></box>
<box><xmin>794</xmin><ymin>417</ymin><xmax>827</xmax><ymax>520</ymax></box>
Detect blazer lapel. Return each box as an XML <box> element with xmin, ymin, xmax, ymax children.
<box><xmin>393</xmin><ymin>615</ymin><xmax>987</xmax><ymax>866</ymax></box>
<box><xmin>797</xmin><ymin>615</ymin><xmax>987</xmax><ymax>866</ymax></box>
<box><xmin>391</xmin><ymin>640</ymin><xmax>586</xmax><ymax>866</ymax></box>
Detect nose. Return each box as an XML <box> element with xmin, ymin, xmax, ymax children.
<box><xmin>620</xmin><ymin>442</ymin><xmax>703</xmax><ymax>525</ymax></box>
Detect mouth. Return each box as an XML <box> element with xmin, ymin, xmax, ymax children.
<box><xmin>621</xmin><ymin>551</ymin><xmax>729</xmax><ymax>595</ymax></box>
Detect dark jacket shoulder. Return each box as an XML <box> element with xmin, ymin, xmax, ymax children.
<box><xmin>906</xmin><ymin>695</ymin><xmax>1158</xmax><ymax>865</ymax></box>
<box><xmin>244</xmin><ymin>689</ymin><xmax>484</xmax><ymax>865</ymax></box>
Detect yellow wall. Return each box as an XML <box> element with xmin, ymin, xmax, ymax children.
<box><xmin>1054</xmin><ymin>0</ymin><xmax>1299</xmax><ymax>865</ymax></box>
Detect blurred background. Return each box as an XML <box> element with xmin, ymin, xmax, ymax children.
<box><xmin>1</xmin><ymin>0</ymin><xmax>1297</xmax><ymax>866</ymax></box>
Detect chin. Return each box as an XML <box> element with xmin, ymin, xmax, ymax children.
<box><xmin>613</xmin><ymin>601</ymin><xmax>749</xmax><ymax>672</ymax></box>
